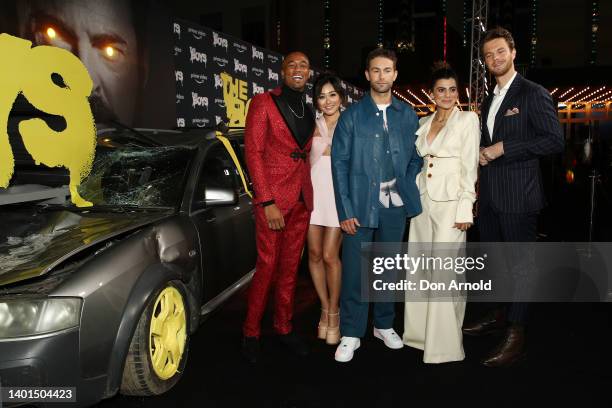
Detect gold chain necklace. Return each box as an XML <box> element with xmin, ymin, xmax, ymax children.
<box><xmin>288</xmin><ymin>100</ymin><xmax>305</xmax><ymax>119</ymax></box>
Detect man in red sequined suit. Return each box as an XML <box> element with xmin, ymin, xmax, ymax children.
<box><xmin>242</xmin><ymin>52</ymin><xmax>315</xmax><ymax>363</ymax></box>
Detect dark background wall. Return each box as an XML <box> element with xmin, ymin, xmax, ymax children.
<box><xmin>173</xmin><ymin>0</ymin><xmax>612</xmax><ymax>88</ymax></box>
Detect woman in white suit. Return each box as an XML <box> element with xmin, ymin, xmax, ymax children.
<box><xmin>403</xmin><ymin>63</ymin><xmax>480</xmax><ymax>363</ymax></box>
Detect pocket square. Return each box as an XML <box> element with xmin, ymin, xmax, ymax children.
<box><xmin>504</xmin><ymin>107</ymin><xmax>520</xmax><ymax>116</ymax></box>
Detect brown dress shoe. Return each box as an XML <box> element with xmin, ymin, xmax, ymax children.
<box><xmin>482</xmin><ymin>325</ymin><xmax>526</xmax><ymax>367</ymax></box>
<box><xmin>462</xmin><ymin>310</ymin><xmax>507</xmax><ymax>336</ymax></box>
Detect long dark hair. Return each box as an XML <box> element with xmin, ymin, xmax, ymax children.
<box><xmin>313</xmin><ymin>73</ymin><xmax>346</xmax><ymax>106</ymax></box>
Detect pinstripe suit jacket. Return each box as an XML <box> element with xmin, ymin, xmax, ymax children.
<box><xmin>479</xmin><ymin>74</ymin><xmax>563</xmax><ymax>213</ymax></box>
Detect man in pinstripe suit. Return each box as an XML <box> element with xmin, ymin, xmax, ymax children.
<box><xmin>462</xmin><ymin>27</ymin><xmax>564</xmax><ymax>367</ymax></box>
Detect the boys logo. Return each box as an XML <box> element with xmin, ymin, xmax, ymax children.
<box><xmin>176</xmin><ymin>93</ymin><xmax>184</xmax><ymax>104</ymax></box>
<box><xmin>234</xmin><ymin>59</ymin><xmax>247</xmax><ymax>75</ymax></box>
<box><xmin>174</xmin><ymin>46</ymin><xmax>182</xmax><ymax>56</ymax></box>
<box><xmin>0</xmin><ymin>34</ymin><xmax>95</xmax><ymax>207</ymax></box>
<box><xmin>305</xmin><ymin>94</ymin><xmax>313</xmax><ymax>105</ymax></box>
<box><xmin>189</xmin><ymin>47</ymin><xmax>207</xmax><ymax>66</ymax></box>
<box><xmin>252</xmin><ymin>46</ymin><xmax>264</xmax><ymax>62</ymax></box>
<box><xmin>220</xmin><ymin>72</ymin><xmax>251</xmax><ymax>128</ymax></box>
<box><xmin>177</xmin><ymin>118</ymin><xmax>185</xmax><ymax>127</ymax></box>
<box><xmin>268</xmin><ymin>68</ymin><xmax>278</xmax><ymax>83</ymax></box>
<box><xmin>213</xmin><ymin>32</ymin><xmax>228</xmax><ymax>52</ymax></box>
<box><xmin>252</xmin><ymin>82</ymin><xmax>264</xmax><ymax>95</ymax></box>
<box><xmin>173</xmin><ymin>23</ymin><xmax>181</xmax><ymax>38</ymax></box>
<box><xmin>214</xmin><ymin>74</ymin><xmax>223</xmax><ymax>89</ymax></box>
<box><xmin>175</xmin><ymin>70</ymin><xmax>183</xmax><ymax>87</ymax></box>
<box><xmin>191</xmin><ymin>92</ymin><xmax>209</xmax><ymax>110</ymax></box>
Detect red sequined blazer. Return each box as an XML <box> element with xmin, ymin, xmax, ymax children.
<box><xmin>245</xmin><ymin>87</ymin><xmax>314</xmax><ymax>212</ymax></box>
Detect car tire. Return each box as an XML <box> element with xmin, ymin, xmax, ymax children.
<box><xmin>120</xmin><ymin>280</ymin><xmax>190</xmax><ymax>396</ymax></box>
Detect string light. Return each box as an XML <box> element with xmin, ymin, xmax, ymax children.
<box><xmin>377</xmin><ymin>0</ymin><xmax>384</xmax><ymax>48</ymax></box>
<box><xmin>392</xmin><ymin>90</ymin><xmax>415</xmax><ymax>106</ymax></box>
<box><xmin>565</xmin><ymin>87</ymin><xmax>589</xmax><ymax>102</ymax></box>
<box><xmin>462</xmin><ymin>0</ymin><xmax>469</xmax><ymax>48</ymax></box>
<box><xmin>593</xmin><ymin>90</ymin><xmax>612</xmax><ymax>103</ymax></box>
<box><xmin>578</xmin><ymin>86</ymin><xmax>606</xmax><ymax>102</ymax></box>
<box><xmin>530</xmin><ymin>0</ymin><xmax>538</xmax><ymax>67</ymax></box>
<box><xmin>323</xmin><ymin>0</ymin><xmax>331</xmax><ymax>68</ymax></box>
<box><xmin>590</xmin><ymin>0</ymin><xmax>599</xmax><ymax>65</ymax></box>
<box><xmin>559</xmin><ymin>87</ymin><xmax>574</xmax><ymax>99</ymax></box>
<box><xmin>442</xmin><ymin>0</ymin><xmax>447</xmax><ymax>61</ymax></box>
<box><xmin>405</xmin><ymin>88</ymin><xmax>427</xmax><ymax>105</ymax></box>
<box><xmin>550</xmin><ymin>88</ymin><xmax>558</xmax><ymax>96</ymax></box>
<box><xmin>421</xmin><ymin>89</ymin><xmax>434</xmax><ymax>103</ymax></box>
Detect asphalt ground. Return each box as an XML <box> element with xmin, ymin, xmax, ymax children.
<box><xmin>98</xmin><ymin>267</ymin><xmax>612</xmax><ymax>408</ymax></box>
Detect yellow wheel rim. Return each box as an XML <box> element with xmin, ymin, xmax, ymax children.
<box><xmin>149</xmin><ymin>286</ymin><xmax>187</xmax><ymax>380</ymax></box>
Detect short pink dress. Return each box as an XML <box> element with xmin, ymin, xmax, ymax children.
<box><xmin>309</xmin><ymin>115</ymin><xmax>340</xmax><ymax>227</ymax></box>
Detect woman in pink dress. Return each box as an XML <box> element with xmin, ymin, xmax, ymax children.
<box><xmin>308</xmin><ymin>74</ymin><xmax>345</xmax><ymax>345</ymax></box>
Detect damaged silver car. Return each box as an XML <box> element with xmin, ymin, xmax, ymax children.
<box><xmin>0</xmin><ymin>126</ymin><xmax>255</xmax><ymax>406</ymax></box>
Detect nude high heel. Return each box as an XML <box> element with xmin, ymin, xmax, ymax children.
<box><xmin>326</xmin><ymin>311</ymin><xmax>340</xmax><ymax>345</ymax></box>
<box><xmin>318</xmin><ymin>309</ymin><xmax>328</xmax><ymax>339</ymax></box>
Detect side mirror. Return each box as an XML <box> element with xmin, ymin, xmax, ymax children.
<box><xmin>204</xmin><ymin>186</ymin><xmax>238</xmax><ymax>207</ymax></box>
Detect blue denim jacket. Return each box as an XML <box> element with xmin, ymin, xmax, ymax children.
<box><xmin>331</xmin><ymin>93</ymin><xmax>422</xmax><ymax>228</ymax></box>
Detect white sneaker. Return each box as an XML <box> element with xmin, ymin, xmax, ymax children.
<box><xmin>373</xmin><ymin>327</ymin><xmax>404</xmax><ymax>349</ymax></box>
<box><xmin>334</xmin><ymin>336</ymin><xmax>360</xmax><ymax>362</ymax></box>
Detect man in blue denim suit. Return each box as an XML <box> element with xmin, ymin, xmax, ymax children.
<box><xmin>331</xmin><ymin>48</ymin><xmax>422</xmax><ymax>362</ymax></box>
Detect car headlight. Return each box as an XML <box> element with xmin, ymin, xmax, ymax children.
<box><xmin>0</xmin><ymin>298</ymin><xmax>82</xmax><ymax>339</ymax></box>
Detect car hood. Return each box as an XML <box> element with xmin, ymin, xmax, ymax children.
<box><xmin>0</xmin><ymin>209</ymin><xmax>173</xmax><ymax>287</ymax></box>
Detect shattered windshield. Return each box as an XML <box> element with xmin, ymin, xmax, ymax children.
<box><xmin>78</xmin><ymin>144</ymin><xmax>194</xmax><ymax>208</ymax></box>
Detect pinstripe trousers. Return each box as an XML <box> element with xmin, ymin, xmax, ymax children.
<box><xmin>477</xmin><ymin>198</ymin><xmax>538</xmax><ymax>324</ymax></box>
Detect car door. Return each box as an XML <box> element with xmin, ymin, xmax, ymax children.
<box><xmin>190</xmin><ymin>141</ymin><xmax>255</xmax><ymax>302</ymax></box>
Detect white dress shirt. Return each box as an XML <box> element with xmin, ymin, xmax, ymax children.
<box><xmin>486</xmin><ymin>72</ymin><xmax>517</xmax><ymax>141</ymax></box>
<box><xmin>376</xmin><ymin>103</ymin><xmax>403</xmax><ymax>208</ymax></box>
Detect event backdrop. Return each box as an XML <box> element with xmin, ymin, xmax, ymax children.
<box><xmin>173</xmin><ymin>18</ymin><xmax>283</xmax><ymax>129</ymax></box>
<box><xmin>0</xmin><ymin>0</ymin><xmax>175</xmax><ymax>129</ymax></box>
<box><xmin>0</xmin><ymin>1</ymin><xmax>362</xmax><ymax>132</ymax></box>
<box><xmin>173</xmin><ymin>18</ymin><xmax>363</xmax><ymax>130</ymax></box>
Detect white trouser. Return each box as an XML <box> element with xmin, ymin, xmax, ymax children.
<box><xmin>403</xmin><ymin>195</ymin><xmax>466</xmax><ymax>363</ymax></box>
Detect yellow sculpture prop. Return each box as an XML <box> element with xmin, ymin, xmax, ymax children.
<box><xmin>220</xmin><ymin>72</ymin><xmax>251</xmax><ymax>128</ymax></box>
<box><xmin>0</xmin><ymin>33</ymin><xmax>96</xmax><ymax>207</ymax></box>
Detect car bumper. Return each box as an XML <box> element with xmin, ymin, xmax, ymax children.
<box><xmin>0</xmin><ymin>327</ymin><xmax>107</xmax><ymax>407</ymax></box>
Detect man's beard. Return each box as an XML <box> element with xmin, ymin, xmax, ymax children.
<box><xmin>490</xmin><ymin>60</ymin><xmax>512</xmax><ymax>77</ymax></box>
<box><xmin>371</xmin><ymin>83</ymin><xmax>392</xmax><ymax>94</ymax></box>
<box><xmin>89</xmin><ymin>93</ymin><xmax>118</xmax><ymax>125</ymax></box>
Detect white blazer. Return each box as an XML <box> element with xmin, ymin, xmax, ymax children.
<box><xmin>414</xmin><ymin>107</ymin><xmax>480</xmax><ymax>223</ymax></box>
